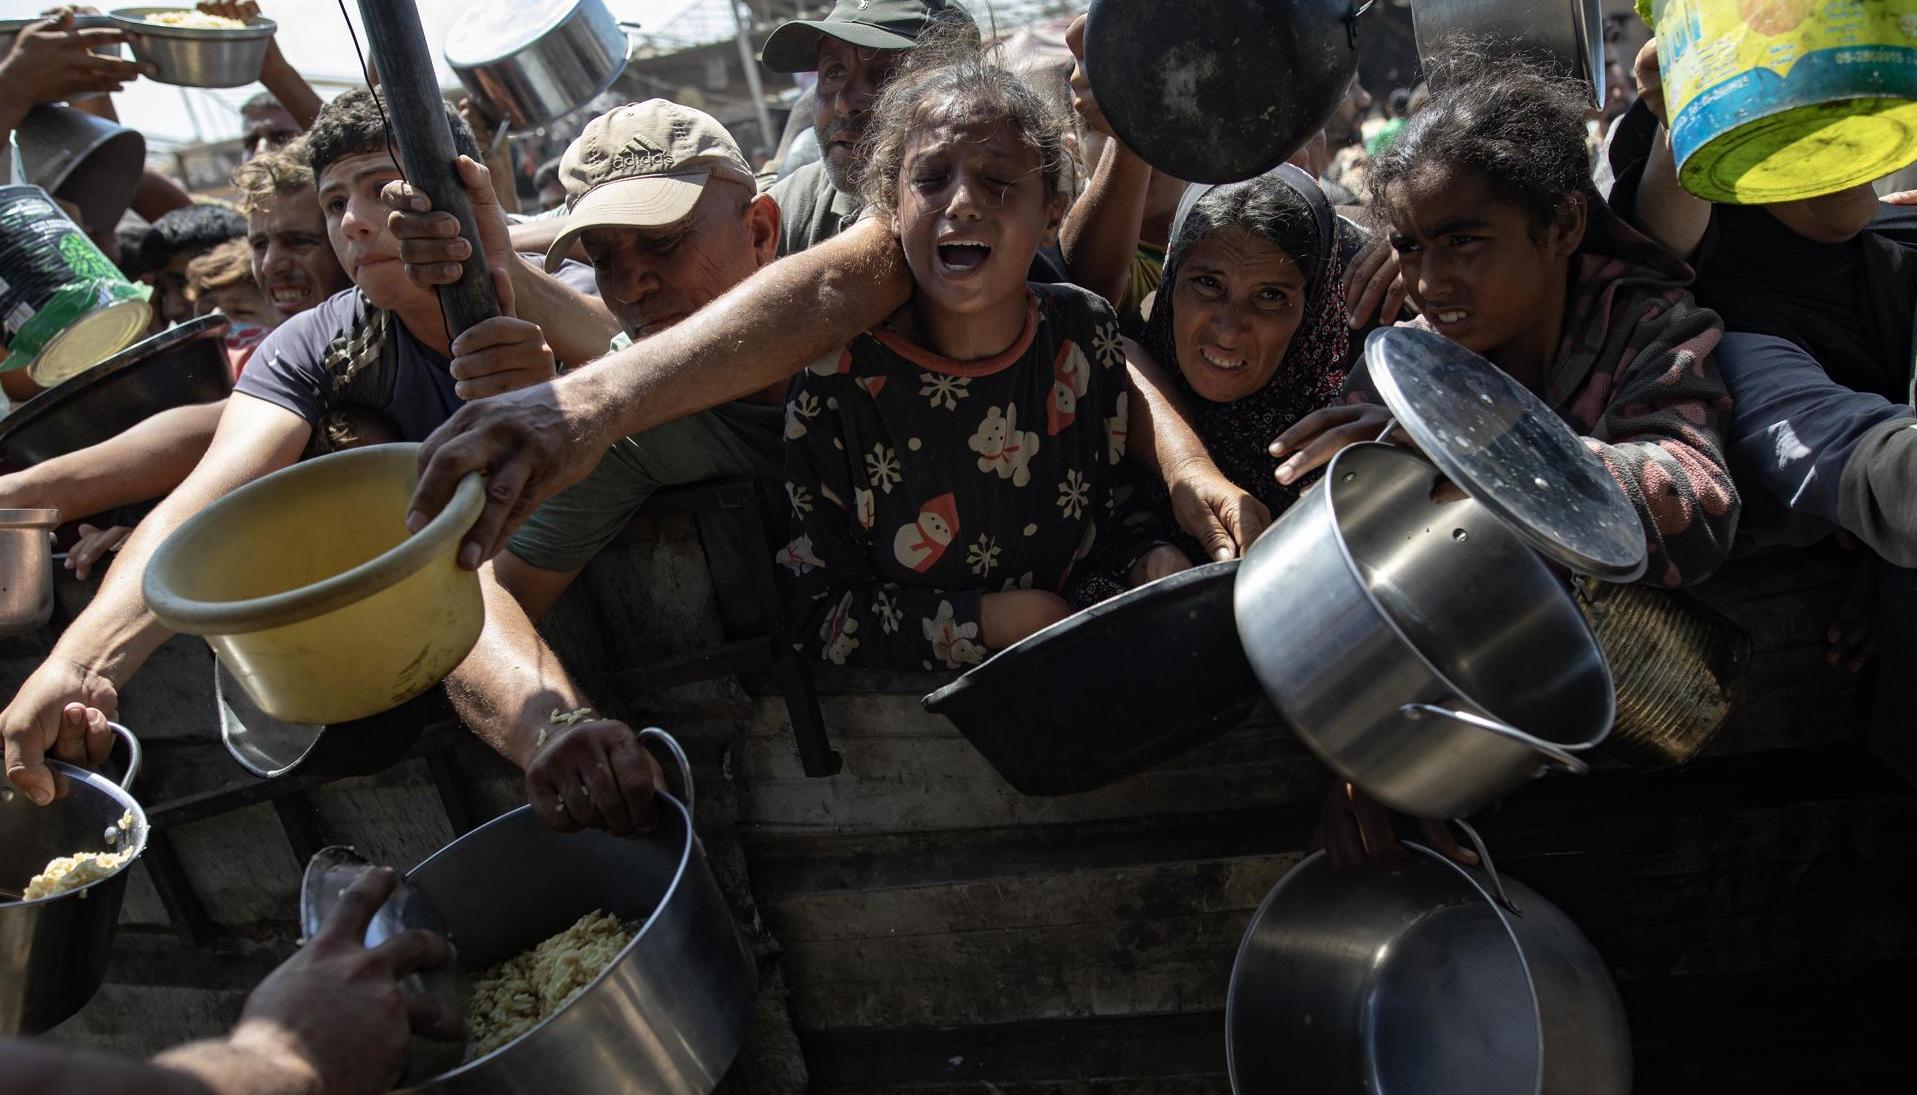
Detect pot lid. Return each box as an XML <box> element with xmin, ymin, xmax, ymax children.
<box><xmin>1364</xmin><ymin>327</ymin><xmax>1648</xmax><ymax>582</ymax></box>
<box><xmin>1083</xmin><ymin>0</ymin><xmax>1363</xmax><ymax>184</ymax></box>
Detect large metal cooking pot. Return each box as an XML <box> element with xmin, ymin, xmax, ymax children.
<box><xmin>1084</xmin><ymin>0</ymin><xmax>1366</xmax><ymax>183</ymax></box>
<box><xmin>0</xmin><ymin>315</ymin><xmax>231</xmax><ymax>468</ymax></box>
<box><xmin>444</xmin><ymin>0</ymin><xmax>631</xmax><ymax>130</ymax></box>
<box><xmin>924</xmin><ymin>560</ymin><xmax>1262</xmax><ymax>796</ymax></box>
<box><xmin>0</xmin><ymin>508</ymin><xmax>59</xmax><ymax>639</ymax></box>
<box><xmin>1226</xmin><ymin>830</ymin><xmax>1631</xmax><ymax>1094</ymax></box>
<box><xmin>0</xmin><ymin>723</ymin><xmax>147</xmax><ymax>1035</ymax></box>
<box><xmin>1235</xmin><ymin>443</ymin><xmax>1611</xmax><ymax>818</ymax></box>
<box><xmin>397</xmin><ymin>728</ymin><xmax>756</xmax><ymax>1094</ymax></box>
<box><xmin>13</xmin><ymin>104</ymin><xmax>145</xmax><ymax>234</ymax></box>
<box><xmin>1232</xmin><ymin>327</ymin><xmax>1647</xmax><ymax>818</ymax></box>
<box><xmin>1410</xmin><ymin>0</ymin><xmax>1607</xmax><ymax>107</ymax></box>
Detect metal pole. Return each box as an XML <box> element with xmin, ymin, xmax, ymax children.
<box><xmin>354</xmin><ymin>0</ymin><xmax>499</xmax><ymax>338</ymax></box>
<box><xmin>728</xmin><ymin>0</ymin><xmax>778</xmax><ymax>155</ymax></box>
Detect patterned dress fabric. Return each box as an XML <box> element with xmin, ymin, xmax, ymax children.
<box><xmin>779</xmin><ymin>283</ymin><xmax>1163</xmax><ymax>669</ymax></box>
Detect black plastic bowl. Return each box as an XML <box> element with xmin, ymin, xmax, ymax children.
<box><xmin>923</xmin><ymin>559</ymin><xmax>1261</xmax><ymax>796</ymax></box>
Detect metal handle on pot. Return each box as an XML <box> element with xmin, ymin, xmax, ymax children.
<box><xmin>107</xmin><ymin>722</ymin><xmax>141</xmax><ymax>791</ymax></box>
<box><xmin>1448</xmin><ymin>818</ymin><xmax>1520</xmax><ymax>915</ymax></box>
<box><xmin>638</xmin><ymin>726</ymin><xmax>692</xmax><ymax>819</ymax></box>
<box><xmin>1398</xmin><ymin>703</ymin><xmax>1590</xmax><ymax>776</ymax></box>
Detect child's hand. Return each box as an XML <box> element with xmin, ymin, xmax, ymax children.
<box><xmin>63</xmin><ymin>523</ymin><xmax>130</xmax><ymax>581</ymax></box>
<box><xmin>981</xmin><ymin>590</ymin><xmax>1072</xmax><ymax>650</ymax></box>
<box><xmin>1128</xmin><ymin>545</ymin><xmax>1192</xmax><ymax>587</ymax></box>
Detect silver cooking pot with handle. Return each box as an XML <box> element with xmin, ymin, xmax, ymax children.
<box><xmin>1234</xmin><ymin>328</ymin><xmax>1648</xmax><ymax>818</ymax></box>
<box><xmin>444</xmin><ymin>0</ymin><xmax>631</xmax><ymax>130</ymax></box>
<box><xmin>1226</xmin><ymin>823</ymin><xmax>1631</xmax><ymax>1094</ymax></box>
<box><xmin>398</xmin><ymin>727</ymin><xmax>755</xmax><ymax>1094</ymax></box>
<box><xmin>0</xmin><ymin>723</ymin><xmax>147</xmax><ymax>1035</ymax></box>
<box><xmin>1410</xmin><ymin>0</ymin><xmax>1607</xmax><ymax>107</ymax></box>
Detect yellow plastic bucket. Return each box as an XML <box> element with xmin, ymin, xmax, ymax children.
<box><xmin>1656</xmin><ymin>0</ymin><xmax>1917</xmax><ymax>203</ymax></box>
<box><xmin>143</xmin><ymin>443</ymin><xmax>486</xmax><ymax>726</ymax></box>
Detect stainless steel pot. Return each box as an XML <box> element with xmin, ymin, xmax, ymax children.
<box><xmin>13</xmin><ymin>104</ymin><xmax>145</xmax><ymax>235</ymax></box>
<box><xmin>1410</xmin><ymin>0</ymin><xmax>1606</xmax><ymax>107</ymax></box>
<box><xmin>0</xmin><ymin>508</ymin><xmax>59</xmax><ymax>639</ymax></box>
<box><xmin>0</xmin><ymin>314</ymin><xmax>231</xmax><ymax>468</ymax></box>
<box><xmin>0</xmin><ymin>723</ymin><xmax>147</xmax><ymax>1035</ymax></box>
<box><xmin>110</xmin><ymin>7</ymin><xmax>276</xmax><ymax>88</ymax></box>
<box><xmin>444</xmin><ymin>0</ymin><xmax>630</xmax><ymax>130</ymax></box>
<box><xmin>400</xmin><ymin>728</ymin><xmax>756</xmax><ymax>1094</ymax></box>
<box><xmin>1234</xmin><ymin>443</ymin><xmax>1612</xmax><ymax>818</ymax></box>
<box><xmin>1226</xmin><ymin>827</ymin><xmax>1631</xmax><ymax>1094</ymax></box>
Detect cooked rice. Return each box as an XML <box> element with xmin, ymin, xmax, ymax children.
<box><xmin>23</xmin><ymin>850</ymin><xmax>133</xmax><ymax>900</ymax></box>
<box><xmin>144</xmin><ymin>11</ymin><xmax>247</xmax><ymax>29</ymax></box>
<box><xmin>463</xmin><ymin>909</ymin><xmax>634</xmax><ymax>1060</ymax></box>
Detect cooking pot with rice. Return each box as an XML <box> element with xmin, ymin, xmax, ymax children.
<box><xmin>0</xmin><ymin>723</ymin><xmax>148</xmax><ymax>1035</ymax></box>
<box><xmin>367</xmin><ymin>728</ymin><xmax>755</xmax><ymax>1094</ymax></box>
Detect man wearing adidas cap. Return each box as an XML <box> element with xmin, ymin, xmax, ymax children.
<box><xmin>439</xmin><ymin>100</ymin><xmax>789</xmax><ymax>835</ymax></box>
<box><xmin>760</xmin><ymin>0</ymin><xmax>978</xmax><ymax>256</ymax></box>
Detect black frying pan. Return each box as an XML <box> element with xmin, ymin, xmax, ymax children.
<box><xmin>1084</xmin><ymin>0</ymin><xmax>1367</xmax><ymax>184</ymax></box>
<box><xmin>923</xmin><ymin>559</ymin><xmax>1262</xmax><ymax>796</ymax></box>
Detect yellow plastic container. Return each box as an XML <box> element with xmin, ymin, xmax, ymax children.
<box><xmin>1656</xmin><ymin>0</ymin><xmax>1917</xmax><ymax>203</ymax></box>
<box><xmin>143</xmin><ymin>443</ymin><xmax>486</xmax><ymax>726</ymax></box>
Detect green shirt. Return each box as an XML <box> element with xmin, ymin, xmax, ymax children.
<box><xmin>764</xmin><ymin>161</ymin><xmax>863</xmax><ymax>258</ymax></box>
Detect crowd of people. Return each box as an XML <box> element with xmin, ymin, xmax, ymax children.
<box><xmin>2</xmin><ymin>0</ymin><xmax>1915</xmax><ymax>1090</ymax></box>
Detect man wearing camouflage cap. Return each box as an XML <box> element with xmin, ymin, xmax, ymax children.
<box><xmin>442</xmin><ymin>99</ymin><xmax>788</xmax><ymax>836</ymax></box>
<box><xmin>761</xmin><ymin>0</ymin><xmax>978</xmax><ymax>256</ymax></box>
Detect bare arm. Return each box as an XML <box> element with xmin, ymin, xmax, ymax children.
<box><xmin>1622</xmin><ymin>38</ymin><xmax>1710</xmax><ymax>262</ymax></box>
<box><xmin>444</xmin><ymin>556</ymin><xmax>586</xmax><ymax>770</ymax></box>
<box><xmin>1123</xmin><ymin>338</ymin><xmax>1271</xmax><ymax>558</ymax></box>
<box><xmin>0</xmin><ymin>1041</ymin><xmax>209</xmax><ymax>1095</ymax></box>
<box><xmin>1061</xmin><ymin>138</ymin><xmax>1153</xmax><ymax>306</ymax></box>
<box><xmin>506</xmin><ymin>253</ymin><xmax>618</xmax><ymax>366</ymax></box>
<box><xmin>1</xmin><ymin>395</ymin><xmax>310</xmax><ymax>804</ymax></box>
<box><xmin>408</xmin><ymin>216</ymin><xmax>913</xmax><ymax>566</ymax></box>
<box><xmin>0</xmin><ymin>400</ymin><xmax>223</xmax><ymax>517</ymax></box>
<box><xmin>1058</xmin><ymin>13</ymin><xmax>1151</xmax><ymax>306</ymax></box>
<box><xmin>197</xmin><ymin>2</ymin><xmax>322</xmax><ymax>129</ymax></box>
<box><xmin>131</xmin><ymin>170</ymin><xmax>193</xmax><ymax>223</ymax></box>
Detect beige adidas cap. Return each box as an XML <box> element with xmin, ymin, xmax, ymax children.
<box><xmin>542</xmin><ymin>99</ymin><xmax>757</xmax><ymax>272</ymax></box>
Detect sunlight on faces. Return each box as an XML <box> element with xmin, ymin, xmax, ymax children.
<box><xmin>814</xmin><ymin>38</ymin><xmax>905</xmax><ymax>192</ymax></box>
<box><xmin>579</xmin><ymin>181</ymin><xmax>771</xmax><ymax>341</ymax></box>
<box><xmin>1171</xmin><ymin>225</ymin><xmax>1309</xmax><ymax>403</ymax></box>
<box><xmin>895</xmin><ymin>117</ymin><xmax>1061</xmax><ymax>336</ymax></box>
<box><xmin>248</xmin><ymin>191</ymin><xmax>350</xmax><ymax>319</ymax></box>
<box><xmin>317</xmin><ymin>151</ymin><xmax>429</xmax><ymax>314</ymax></box>
<box><xmin>1382</xmin><ymin>164</ymin><xmax>1582</xmax><ymax>363</ymax></box>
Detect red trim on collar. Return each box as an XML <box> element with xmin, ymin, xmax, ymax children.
<box><xmin>870</xmin><ymin>291</ymin><xmax>1041</xmax><ymax>378</ymax></box>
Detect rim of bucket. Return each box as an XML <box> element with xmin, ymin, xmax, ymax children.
<box><xmin>1678</xmin><ymin>97</ymin><xmax>1917</xmax><ymax>204</ymax></box>
<box><xmin>143</xmin><ymin>443</ymin><xmax>486</xmax><ymax>635</ymax></box>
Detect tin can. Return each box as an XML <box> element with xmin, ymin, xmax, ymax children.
<box><xmin>0</xmin><ymin>186</ymin><xmax>151</xmax><ymax>387</ymax></box>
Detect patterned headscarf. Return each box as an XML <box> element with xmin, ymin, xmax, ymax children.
<box><xmin>1140</xmin><ymin>164</ymin><xmax>1352</xmax><ymax>517</ymax></box>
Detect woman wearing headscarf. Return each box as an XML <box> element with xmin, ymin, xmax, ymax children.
<box><xmin>1121</xmin><ymin>163</ymin><xmax>1379</xmax><ymax>561</ymax></box>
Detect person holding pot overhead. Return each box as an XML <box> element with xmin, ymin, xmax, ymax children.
<box><xmin>1273</xmin><ymin>46</ymin><xmax>1740</xmax><ymax>590</ymax></box>
<box><xmin>1604</xmin><ymin>36</ymin><xmax>1917</xmax><ymax>741</ymax></box>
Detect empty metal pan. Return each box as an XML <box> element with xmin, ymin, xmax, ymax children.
<box><xmin>1227</xmin><ymin>830</ymin><xmax>1631</xmax><ymax>1094</ymax></box>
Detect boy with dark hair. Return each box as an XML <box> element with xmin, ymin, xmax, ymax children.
<box><xmin>138</xmin><ymin>204</ymin><xmax>248</xmax><ymax>327</ymax></box>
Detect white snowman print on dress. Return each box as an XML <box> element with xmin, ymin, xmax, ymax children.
<box><xmin>924</xmin><ymin>599</ymin><xmax>986</xmax><ymax>668</ymax></box>
<box><xmin>893</xmin><ymin>493</ymin><xmax>960</xmax><ymax>573</ymax></box>
<box><xmin>1047</xmin><ymin>339</ymin><xmax>1092</xmax><ymax>436</ymax></box>
<box><xmin>969</xmin><ymin>404</ymin><xmax>1039</xmax><ymax>487</ymax></box>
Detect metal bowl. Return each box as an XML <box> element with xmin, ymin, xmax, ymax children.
<box><xmin>0</xmin><ymin>724</ymin><xmax>147</xmax><ymax>1035</ymax></box>
<box><xmin>0</xmin><ymin>509</ymin><xmax>60</xmax><ymax>640</ymax></box>
<box><xmin>109</xmin><ymin>7</ymin><xmax>276</xmax><ymax>88</ymax></box>
<box><xmin>0</xmin><ymin>314</ymin><xmax>231</xmax><ymax>468</ymax></box>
